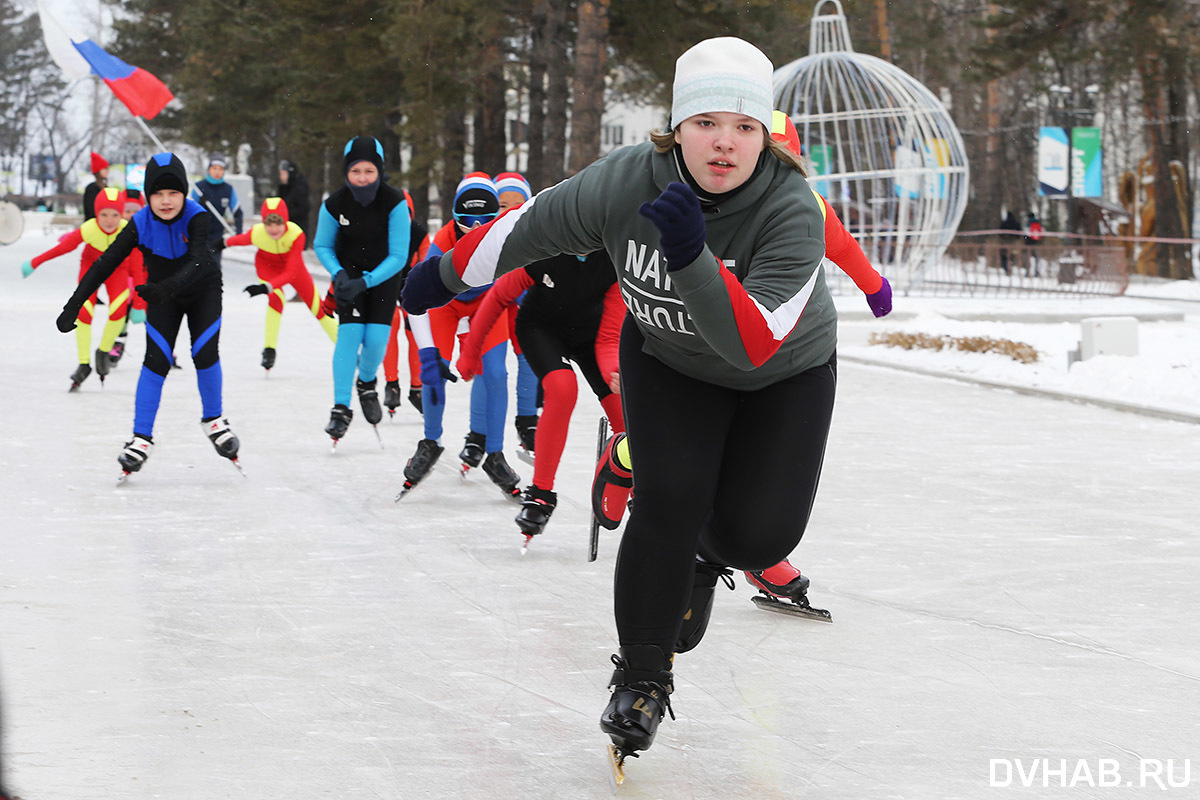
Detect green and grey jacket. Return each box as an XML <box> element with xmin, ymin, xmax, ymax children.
<box><xmin>437</xmin><ymin>141</ymin><xmax>836</xmax><ymax>391</ymax></box>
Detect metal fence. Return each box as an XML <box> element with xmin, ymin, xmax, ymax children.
<box><xmin>825</xmin><ymin>239</ymin><xmax>1129</xmax><ymax>298</ymax></box>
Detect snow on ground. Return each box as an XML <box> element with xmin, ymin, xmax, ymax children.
<box><xmin>2</xmin><ymin>225</ymin><xmax>1199</xmax><ymax>799</ymax></box>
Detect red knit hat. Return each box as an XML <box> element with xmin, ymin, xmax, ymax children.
<box><xmin>93</xmin><ymin>186</ymin><xmax>125</xmax><ymax>217</ymax></box>
<box><xmin>260</xmin><ymin>196</ymin><xmax>290</xmax><ymax>224</ymax></box>
<box><xmin>90</xmin><ymin>152</ymin><xmax>109</xmax><ymax>173</ymax></box>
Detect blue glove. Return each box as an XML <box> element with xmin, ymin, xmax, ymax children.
<box><xmin>638</xmin><ymin>181</ymin><xmax>707</xmax><ymax>270</ymax></box>
<box><xmin>401</xmin><ymin>255</ymin><xmax>457</xmax><ymax>315</ymax></box>
<box><xmin>333</xmin><ymin>270</ymin><xmax>367</xmax><ymax>304</ymax></box>
<box><xmin>418</xmin><ymin>346</ymin><xmax>458</xmax><ymax>406</ymax></box>
<box><xmin>130</xmin><ymin>308</ymin><xmax>146</xmax><ymax>325</ymax></box>
<box><xmin>20</xmin><ymin>260</ymin><xmax>33</xmax><ymax>278</ymax></box>
<box><xmin>866</xmin><ymin>277</ymin><xmax>892</xmax><ymax>318</ymax></box>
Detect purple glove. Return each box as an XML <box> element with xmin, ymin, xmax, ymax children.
<box><xmin>638</xmin><ymin>181</ymin><xmax>707</xmax><ymax>270</ymax></box>
<box><xmin>866</xmin><ymin>277</ymin><xmax>892</xmax><ymax>317</ymax></box>
<box><xmin>418</xmin><ymin>346</ymin><xmax>458</xmax><ymax>406</ymax></box>
<box><xmin>402</xmin><ymin>255</ymin><xmax>457</xmax><ymax>315</ymax></box>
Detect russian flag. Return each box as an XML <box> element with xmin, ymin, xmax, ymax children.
<box><xmin>38</xmin><ymin>1</ymin><xmax>174</xmax><ymax>120</ymax></box>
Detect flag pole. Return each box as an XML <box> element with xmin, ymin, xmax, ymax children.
<box><xmin>132</xmin><ymin>116</ymin><xmax>235</xmax><ymax>235</ymax></box>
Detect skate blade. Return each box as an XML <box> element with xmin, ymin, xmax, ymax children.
<box><xmin>588</xmin><ymin>517</ymin><xmax>600</xmax><ymax>563</ymax></box>
<box><xmin>117</xmin><ymin>471</ymin><xmax>131</xmax><ymax>485</ymax></box>
<box><xmin>459</xmin><ymin>464</ymin><xmax>471</xmax><ymax>479</ymax></box>
<box><xmin>229</xmin><ymin>458</ymin><xmax>247</xmax><ymax>477</ymax></box>
<box><xmin>751</xmin><ymin>594</ymin><xmax>832</xmax><ymax>622</ymax></box>
<box><xmin>516</xmin><ymin>448</ymin><xmax>535</xmax><ymax>466</ymax></box>
<box><xmin>520</xmin><ymin>533</ymin><xmax>533</xmax><ymax>556</ymax></box>
<box><xmin>372</xmin><ymin>425</ymin><xmax>384</xmax><ymax>449</ymax></box>
<box><xmin>394</xmin><ymin>481</ymin><xmax>416</xmax><ymax>502</ymax></box>
<box><xmin>606</xmin><ymin>743</ymin><xmax>627</xmax><ymax>789</ymax></box>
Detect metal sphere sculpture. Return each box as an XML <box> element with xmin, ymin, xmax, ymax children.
<box><xmin>774</xmin><ymin>0</ymin><xmax>969</xmax><ymax>289</ymax></box>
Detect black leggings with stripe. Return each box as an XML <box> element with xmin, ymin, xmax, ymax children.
<box><xmin>614</xmin><ymin>317</ymin><xmax>837</xmax><ymax>652</ymax></box>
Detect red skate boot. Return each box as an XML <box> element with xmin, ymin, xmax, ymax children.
<box><xmin>591</xmin><ymin>432</ymin><xmax>633</xmax><ymax>530</ymax></box>
<box><xmin>745</xmin><ymin>559</ymin><xmax>832</xmax><ymax>622</ymax></box>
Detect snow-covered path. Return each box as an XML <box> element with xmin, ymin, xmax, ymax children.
<box><xmin>3</xmin><ymin>231</ymin><xmax>1199</xmax><ymax>798</ymax></box>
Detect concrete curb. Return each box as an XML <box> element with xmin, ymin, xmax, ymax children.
<box><xmin>841</xmin><ymin>353</ymin><xmax>1200</xmax><ymax>426</ymax></box>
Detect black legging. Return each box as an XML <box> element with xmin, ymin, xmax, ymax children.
<box><xmin>614</xmin><ymin>316</ymin><xmax>837</xmax><ymax>651</ymax></box>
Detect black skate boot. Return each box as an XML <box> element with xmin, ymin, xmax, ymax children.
<box><xmin>676</xmin><ymin>560</ymin><xmax>735</xmax><ymax>654</ymax></box>
<box><xmin>69</xmin><ymin>363</ymin><xmax>92</xmax><ymax>392</ymax></box>
<box><xmin>458</xmin><ymin>431</ymin><xmax>486</xmax><ymax>475</ymax></box>
<box><xmin>201</xmin><ymin>416</ymin><xmax>241</xmax><ymax>460</ymax></box>
<box><xmin>745</xmin><ymin>560</ymin><xmax>831</xmax><ymax>622</ymax></box>
<box><xmin>514</xmin><ymin>414</ymin><xmax>538</xmax><ymax>455</ymax></box>
<box><xmin>515</xmin><ymin>485</ymin><xmax>557</xmax><ymax>543</ymax></box>
<box><xmin>396</xmin><ymin>438</ymin><xmax>444</xmax><ymax>499</ymax></box>
<box><xmin>356</xmin><ymin>378</ymin><xmax>383</xmax><ymax>425</ymax></box>
<box><xmin>384</xmin><ymin>380</ymin><xmax>402</xmax><ymax>418</ymax></box>
<box><xmin>325</xmin><ymin>404</ymin><xmax>353</xmax><ymax>442</ymax></box>
<box><xmin>117</xmin><ymin>434</ymin><xmax>153</xmax><ymax>476</ymax></box>
<box><xmin>482</xmin><ymin>451</ymin><xmax>522</xmax><ymax>501</ymax></box>
<box><xmin>601</xmin><ymin>645</ymin><xmax>674</xmax><ymax>769</ymax></box>
<box><xmin>94</xmin><ymin>348</ymin><xmax>111</xmax><ymax>384</ymax></box>
<box><xmin>408</xmin><ymin>386</ymin><xmax>423</xmax><ymax>414</ymax></box>
<box><xmin>261</xmin><ymin>347</ymin><xmax>276</xmax><ymax>371</ymax></box>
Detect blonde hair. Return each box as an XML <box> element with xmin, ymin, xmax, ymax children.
<box><xmin>650</xmin><ymin>127</ymin><xmax>806</xmax><ymax>177</ymax></box>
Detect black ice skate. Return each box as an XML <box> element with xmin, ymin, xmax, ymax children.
<box><xmin>458</xmin><ymin>431</ymin><xmax>486</xmax><ymax>476</ymax></box>
<box><xmin>94</xmin><ymin>348</ymin><xmax>111</xmax><ymax>384</ymax></box>
<box><xmin>395</xmin><ymin>438</ymin><xmax>444</xmax><ymax>500</ymax></box>
<box><xmin>383</xmin><ymin>380</ymin><xmax>401</xmax><ymax>418</ymax></box>
<box><xmin>356</xmin><ymin>378</ymin><xmax>383</xmax><ymax>425</ymax></box>
<box><xmin>515</xmin><ymin>485</ymin><xmax>557</xmax><ymax>552</ymax></box>
<box><xmin>325</xmin><ymin>404</ymin><xmax>353</xmax><ymax>449</ymax></box>
<box><xmin>356</xmin><ymin>379</ymin><xmax>385</xmax><ymax>447</ymax></box>
<box><xmin>261</xmin><ymin>347</ymin><xmax>276</xmax><ymax>371</ymax></box>
<box><xmin>69</xmin><ymin>363</ymin><xmax>92</xmax><ymax>392</ymax></box>
<box><xmin>601</xmin><ymin>645</ymin><xmax>674</xmax><ymax>784</ymax></box>
<box><xmin>407</xmin><ymin>387</ymin><xmax>423</xmax><ymax>415</ymax></box>
<box><xmin>676</xmin><ymin>560</ymin><xmax>735</xmax><ymax>654</ymax></box>
<box><xmin>482</xmin><ymin>451</ymin><xmax>521</xmax><ymax>501</ymax></box>
<box><xmin>117</xmin><ymin>434</ymin><xmax>153</xmax><ymax>483</ymax></box>
<box><xmin>745</xmin><ymin>560</ymin><xmax>832</xmax><ymax>622</ymax></box>
<box><xmin>513</xmin><ymin>414</ymin><xmax>537</xmax><ymax>464</ymax></box>
<box><xmin>202</xmin><ymin>416</ymin><xmax>244</xmax><ymax>474</ymax></box>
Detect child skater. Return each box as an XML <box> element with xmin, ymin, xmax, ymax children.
<box><xmin>313</xmin><ymin>136</ymin><xmax>410</xmax><ymax>446</ymax></box>
<box><xmin>403</xmin><ymin>37</ymin><xmax>845</xmax><ymax>771</ymax></box>
<box><xmin>456</xmin><ymin>251</ymin><xmax>625</xmax><ymax>547</ymax></box>
<box><xmin>24</xmin><ymin>187</ymin><xmax>140</xmax><ymax>390</ymax></box>
<box><xmin>223</xmin><ymin>196</ymin><xmax>338</xmax><ymax>372</ymax></box>
<box><xmin>55</xmin><ymin>153</ymin><xmax>240</xmax><ymax>478</ymax></box>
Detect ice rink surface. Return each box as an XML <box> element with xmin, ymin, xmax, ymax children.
<box><xmin>2</xmin><ymin>231</ymin><xmax>1199</xmax><ymax>798</ymax></box>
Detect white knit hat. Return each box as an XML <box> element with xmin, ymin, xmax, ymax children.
<box><xmin>670</xmin><ymin>37</ymin><xmax>774</xmax><ymax>130</ymax></box>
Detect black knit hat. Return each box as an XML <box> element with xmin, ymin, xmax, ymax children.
<box><xmin>145</xmin><ymin>152</ymin><xmax>188</xmax><ymax>194</ymax></box>
<box><xmin>342</xmin><ymin>136</ymin><xmax>384</xmax><ymax>174</ymax></box>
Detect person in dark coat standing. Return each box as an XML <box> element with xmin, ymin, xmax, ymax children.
<box><xmin>82</xmin><ymin>151</ymin><xmax>109</xmax><ymax>222</ymax></box>
<box><xmin>277</xmin><ymin>160</ymin><xmax>311</xmax><ymax>247</ymax></box>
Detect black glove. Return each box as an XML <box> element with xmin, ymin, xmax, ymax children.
<box><xmin>333</xmin><ymin>270</ymin><xmax>367</xmax><ymax>304</ymax></box>
<box><xmin>212</xmin><ymin>238</ymin><xmax>226</xmax><ymax>251</ymax></box>
<box><xmin>56</xmin><ymin>305</ymin><xmax>80</xmax><ymax>333</ymax></box>
<box><xmin>244</xmin><ymin>283</ymin><xmax>270</xmax><ymax>297</ymax></box>
<box><xmin>136</xmin><ymin>282</ymin><xmax>173</xmax><ymax>305</ymax></box>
